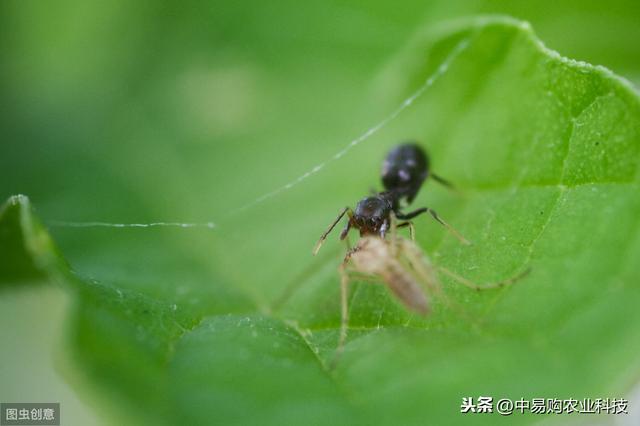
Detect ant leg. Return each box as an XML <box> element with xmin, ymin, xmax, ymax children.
<box><xmin>389</xmin><ymin>212</ymin><xmax>399</xmax><ymax>256</ymax></box>
<box><xmin>431</xmin><ymin>173</ymin><xmax>456</xmax><ymax>190</ymax></box>
<box><xmin>313</xmin><ymin>207</ymin><xmax>352</xmax><ymax>255</ymax></box>
<box><xmin>397</xmin><ymin>221</ymin><xmax>416</xmax><ymax>241</ymax></box>
<box><xmin>343</xmin><ymin>233</ymin><xmax>352</xmax><ymax>251</ymax></box>
<box><xmin>438</xmin><ymin>267</ymin><xmax>531</xmax><ymax>291</ymax></box>
<box><xmin>397</xmin><ymin>207</ymin><xmax>470</xmax><ymax>245</ymax></box>
<box><xmin>379</xmin><ymin>219</ymin><xmax>389</xmax><ymax>239</ymax></box>
<box><xmin>340</xmin><ymin>219</ymin><xmax>352</xmax><ymax>241</ymax></box>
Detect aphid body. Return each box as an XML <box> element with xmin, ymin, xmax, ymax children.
<box><xmin>345</xmin><ymin>235</ymin><xmax>434</xmax><ymax>315</ymax></box>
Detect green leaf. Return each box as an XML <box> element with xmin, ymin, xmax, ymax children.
<box><xmin>0</xmin><ymin>195</ymin><xmax>66</xmax><ymax>286</ymax></box>
<box><xmin>2</xmin><ymin>15</ymin><xmax>640</xmax><ymax>426</ymax></box>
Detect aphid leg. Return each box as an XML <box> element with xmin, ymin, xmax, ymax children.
<box><xmin>438</xmin><ymin>267</ymin><xmax>531</xmax><ymax>291</ymax></box>
<box><xmin>339</xmin><ymin>264</ymin><xmax>349</xmax><ymax>351</ymax></box>
<box><xmin>397</xmin><ymin>238</ymin><xmax>441</xmax><ymax>296</ymax></box>
<box><xmin>397</xmin><ymin>238</ymin><xmax>472</xmax><ymax>317</ymax></box>
<box><xmin>331</xmin><ymin>245</ymin><xmax>371</xmax><ymax>368</ymax></box>
<box><xmin>347</xmin><ymin>272</ymin><xmax>383</xmax><ymax>284</ymax></box>
<box><xmin>397</xmin><ymin>207</ymin><xmax>471</xmax><ymax>245</ymax></box>
<box><xmin>313</xmin><ymin>207</ymin><xmax>352</xmax><ymax>255</ymax></box>
<box><xmin>397</xmin><ymin>221</ymin><xmax>416</xmax><ymax>241</ymax></box>
<box><xmin>333</xmin><ymin>261</ymin><xmax>351</xmax><ymax>367</ymax></box>
<box><xmin>271</xmin><ymin>249</ymin><xmax>333</xmax><ymax>311</ymax></box>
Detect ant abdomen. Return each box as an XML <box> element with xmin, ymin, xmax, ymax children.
<box><xmin>381</xmin><ymin>142</ymin><xmax>429</xmax><ymax>204</ymax></box>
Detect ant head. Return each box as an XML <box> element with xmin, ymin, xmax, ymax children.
<box><xmin>353</xmin><ymin>196</ymin><xmax>390</xmax><ymax>234</ymax></box>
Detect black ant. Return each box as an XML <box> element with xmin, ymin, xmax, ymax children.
<box><xmin>312</xmin><ymin>142</ymin><xmax>529</xmax><ymax>365</ymax></box>
<box><xmin>313</xmin><ymin>142</ymin><xmax>468</xmax><ymax>255</ymax></box>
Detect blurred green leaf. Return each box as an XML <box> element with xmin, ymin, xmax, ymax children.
<box><xmin>2</xmin><ymin>15</ymin><xmax>639</xmax><ymax>425</ymax></box>
<box><xmin>0</xmin><ymin>195</ymin><xmax>65</xmax><ymax>286</ymax></box>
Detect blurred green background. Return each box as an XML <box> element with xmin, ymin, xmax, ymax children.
<box><xmin>1</xmin><ymin>1</ymin><xmax>640</xmax><ymax>425</ymax></box>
